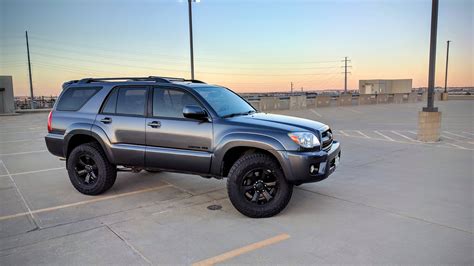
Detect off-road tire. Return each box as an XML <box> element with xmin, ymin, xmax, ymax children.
<box><xmin>227</xmin><ymin>153</ymin><xmax>293</xmax><ymax>218</ymax></box>
<box><xmin>67</xmin><ymin>143</ymin><xmax>117</xmax><ymax>195</ymax></box>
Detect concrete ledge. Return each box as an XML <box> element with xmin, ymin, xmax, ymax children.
<box><xmin>448</xmin><ymin>95</ymin><xmax>474</xmax><ymax>100</ymax></box>
<box><xmin>15</xmin><ymin>108</ymin><xmax>52</xmax><ymax>113</ymax></box>
<box><xmin>418</xmin><ymin>111</ymin><xmax>442</xmax><ymax>142</ymax></box>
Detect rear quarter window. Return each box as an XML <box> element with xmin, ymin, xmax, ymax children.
<box><xmin>56</xmin><ymin>87</ymin><xmax>101</xmax><ymax>111</ymax></box>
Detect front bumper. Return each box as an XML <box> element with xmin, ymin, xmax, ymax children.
<box><xmin>281</xmin><ymin>141</ymin><xmax>341</xmax><ymax>185</ymax></box>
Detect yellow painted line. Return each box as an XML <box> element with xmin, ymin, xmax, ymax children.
<box><xmin>192</xmin><ymin>233</ymin><xmax>290</xmax><ymax>266</ymax></box>
<box><xmin>0</xmin><ymin>184</ymin><xmax>171</xmax><ymax>222</ymax></box>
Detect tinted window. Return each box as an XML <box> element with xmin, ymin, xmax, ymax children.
<box><xmin>116</xmin><ymin>87</ymin><xmax>147</xmax><ymax>116</ymax></box>
<box><xmin>101</xmin><ymin>88</ymin><xmax>118</xmax><ymax>114</ymax></box>
<box><xmin>193</xmin><ymin>86</ymin><xmax>254</xmax><ymax>117</ymax></box>
<box><xmin>153</xmin><ymin>88</ymin><xmax>201</xmax><ymax>118</ymax></box>
<box><xmin>56</xmin><ymin>87</ymin><xmax>100</xmax><ymax>111</ymax></box>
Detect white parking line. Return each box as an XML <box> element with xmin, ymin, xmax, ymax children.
<box><xmin>443</xmin><ymin>131</ymin><xmax>471</xmax><ymax>139</ymax></box>
<box><xmin>374</xmin><ymin>130</ymin><xmax>395</xmax><ymax>141</ymax></box>
<box><xmin>346</xmin><ymin>108</ymin><xmax>362</xmax><ymax>114</ymax></box>
<box><xmin>0</xmin><ymin>137</ymin><xmax>44</xmax><ymax>144</ymax></box>
<box><xmin>310</xmin><ymin>109</ymin><xmax>322</xmax><ymax>117</ymax></box>
<box><xmin>462</xmin><ymin>131</ymin><xmax>474</xmax><ymax>136</ymax></box>
<box><xmin>0</xmin><ymin>130</ymin><xmax>45</xmax><ymax>135</ymax></box>
<box><xmin>338</xmin><ymin>130</ymin><xmax>349</xmax><ymax>136</ymax></box>
<box><xmin>0</xmin><ymin>150</ymin><xmax>48</xmax><ymax>156</ymax></box>
<box><xmin>0</xmin><ymin>184</ymin><xmax>172</xmax><ymax>222</ymax></box>
<box><xmin>391</xmin><ymin>131</ymin><xmax>419</xmax><ymax>142</ymax></box>
<box><xmin>0</xmin><ymin>167</ymin><xmax>65</xmax><ymax>178</ymax></box>
<box><xmin>0</xmin><ymin>160</ymin><xmax>41</xmax><ymax>228</ymax></box>
<box><xmin>355</xmin><ymin>130</ymin><xmax>370</xmax><ymax>138</ymax></box>
<box><xmin>440</xmin><ymin>134</ymin><xmax>457</xmax><ymax>141</ymax></box>
<box><xmin>445</xmin><ymin>143</ymin><xmax>468</xmax><ymax>150</ymax></box>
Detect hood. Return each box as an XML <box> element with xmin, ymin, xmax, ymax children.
<box><xmin>227</xmin><ymin>112</ymin><xmax>328</xmax><ymax>133</ymax></box>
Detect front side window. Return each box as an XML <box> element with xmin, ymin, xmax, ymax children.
<box><xmin>193</xmin><ymin>86</ymin><xmax>255</xmax><ymax>117</ymax></box>
<box><xmin>115</xmin><ymin>87</ymin><xmax>147</xmax><ymax>116</ymax></box>
<box><xmin>153</xmin><ymin>88</ymin><xmax>201</xmax><ymax>118</ymax></box>
<box><xmin>56</xmin><ymin>87</ymin><xmax>101</xmax><ymax>111</ymax></box>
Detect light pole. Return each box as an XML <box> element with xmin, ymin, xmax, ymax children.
<box><xmin>423</xmin><ymin>0</ymin><xmax>439</xmax><ymax>112</ymax></box>
<box><xmin>444</xmin><ymin>40</ymin><xmax>451</xmax><ymax>93</ymax></box>
<box><xmin>188</xmin><ymin>0</ymin><xmax>198</xmax><ymax>80</ymax></box>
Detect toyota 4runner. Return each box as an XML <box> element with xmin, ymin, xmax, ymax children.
<box><xmin>45</xmin><ymin>76</ymin><xmax>341</xmax><ymax>218</ymax></box>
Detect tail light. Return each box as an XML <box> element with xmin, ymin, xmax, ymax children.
<box><xmin>47</xmin><ymin>111</ymin><xmax>53</xmax><ymax>133</ymax></box>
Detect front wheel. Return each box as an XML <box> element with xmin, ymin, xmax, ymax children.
<box><xmin>66</xmin><ymin>143</ymin><xmax>117</xmax><ymax>195</ymax></box>
<box><xmin>227</xmin><ymin>153</ymin><xmax>293</xmax><ymax>218</ymax></box>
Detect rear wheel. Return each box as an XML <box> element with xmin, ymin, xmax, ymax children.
<box><xmin>227</xmin><ymin>153</ymin><xmax>293</xmax><ymax>218</ymax></box>
<box><xmin>66</xmin><ymin>143</ymin><xmax>117</xmax><ymax>195</ymax></box>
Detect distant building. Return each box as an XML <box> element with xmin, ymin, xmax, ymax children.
<box><xmin>0</xmin><ymin>76</ymin><xmax>15</xmax><ymax>114</ymax></box>
<box><xmin>359</xmin><ymin>79</ymin><xmax>412</xmax><ymax>94</ymax></box>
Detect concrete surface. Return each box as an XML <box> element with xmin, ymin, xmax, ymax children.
<box><xmin>0</xmin><ymin>101</ymin><xmax>472</xmax><ymax>265</ymax></box>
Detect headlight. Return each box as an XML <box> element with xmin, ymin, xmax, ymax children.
<box><xmin>288</xmin><ymin>132</ymin><xmax>320</xmax><ymax>148</ymax></box>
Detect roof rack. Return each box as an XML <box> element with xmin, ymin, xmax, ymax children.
<box><xmin>76</xmin><ymin>76</ymin><xmax>206</xmax><ymax>84</ymax></box>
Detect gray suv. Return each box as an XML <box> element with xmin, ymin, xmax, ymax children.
<box><xmin>45</xmin><ymin>76</ymin><xmax>341</xmax><ymax>218</ymax></box>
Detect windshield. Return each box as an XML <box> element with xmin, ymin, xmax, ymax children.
<box><xmin>194</xmin><ymin>86</ymin><xmax>256</xmax><ymax>117</ymax></box>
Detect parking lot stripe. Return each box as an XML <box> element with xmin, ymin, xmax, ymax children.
<box><xmin>440</xmin><ymin>134</ymin><xmax>458</xmax><ymax>141</ymax></box>
<box><xmin>0</xmin><ymin>160</ymin><xmax>41</xmax><ymax>229</ymax></box>
<box><xmin>0</xmin><ymin>167</ymin><xmax>65</xmax><ymax>178</ymax></box>
<box><xmin>0</xmin><ymin>184</ymin><xmax>172</xmax><ymax>222</ymax></box>
<box><xmin>443</xmin><ymin>131</ymin><xmax>471</xmax><ymax>139</ymax></box>
<box><xmin>192</xmin><ymin>233</ymin><xmax>290</xmax><ymax>266</ymax></box>
<box><xmin>310</xmin><ymin>109</ymin><xmax>323</xmax><ymax>117</ymax></box>
<box><xmin>445</xmin><ymin>143</ymin><xmax>468</xmax><ymax>150</ymax></box>
<box><xmin>346</xmin><ymin>108</ymin><xmax>362</xmax><ymax>114</ymax></box>
<box><xmin>0</xmin><ymin>137</ymin><xmax>44</xmax><ymax>144</ymax></box>
<box><xmin>338</xmin><ymin>130</ymin><xmax>349</xmax><ymax>136</ymax></box>
<box><xmin>355</xmin><ymin>130</ymin><xmax>370</xmax><ymax>138</ymax></box>
<box><xmin>0</xmin><ymin>149</ymin><xmax>48</xmax><ymax>156</ymax></box>
<box><xmin>391</xmin><ymin>131</ymin><xmax>419</xmax><ymax>142</ymax></box>
<box><xmin>374</xmin><ymin>130</ymin><xmax>395</xmax><ymax>141</ymax></box>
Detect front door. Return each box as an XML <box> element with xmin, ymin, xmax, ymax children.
<box><xmin>95</xmin><ymin>86</ymin><xmax>148</xmax><ymax>167</ymax></box>
<box><xmin>145</xmin><ymin>87</ymin><xmax>213</xmax><ymax>174</ymax></box>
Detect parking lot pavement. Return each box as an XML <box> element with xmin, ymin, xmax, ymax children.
<box><xmin>0</xmin><ymin>101</ymin><xmax>472</xmax><ymax>264</ymax></box>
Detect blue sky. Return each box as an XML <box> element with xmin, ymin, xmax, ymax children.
<box><xmin>1</xmin><ymin>0</ymin><xmax>472</xmax><ymax>95</ymax></box>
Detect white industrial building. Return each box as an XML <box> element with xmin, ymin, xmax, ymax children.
<box><xmin>359</xmin><ymin>79</ymin><xmax>412</xmax><ymax>94</ymax></box>
<box><xmin>0</xmin><ymin>76</ymin><xmax>15</xmax><ymax>114</ymax></box>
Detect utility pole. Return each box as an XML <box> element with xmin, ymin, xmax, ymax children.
<box><xmin>424</xmin><ymin>0</ymin><xmax>439</xmax><ymax>112</ymax></box>
<box><xmin>290</xmin><ymin>82</ymin><xmax>294</xmax><ymax>94</ymax></box>
<box><xmin>342</xmin><ymin>57</ymin><xmax>351</xmax><ymax>94</ymax></box>
<box><xmin>188</xmin><ymin>0</ymin><xmax>195</xmax><ymax>80</ymax></box>
<box><xmin>444</xmin><ymin>40</ymin><xmax>451</xmax><ymax>93</ymax></box>
<box><xmin>25</xmin><ymin>30</ymin><xmax>35</xmax><ymax>109</ymax></box>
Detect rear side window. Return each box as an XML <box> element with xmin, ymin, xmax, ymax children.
<box><xmin>56</xmin><ymin>87</ymin><xmax>101</xmax><ymax>111</ymax></box>
<box><xmin>116</xmin><ymin>87</ymin><xmax>147</xmax><ymax>116</ymax></box>
<box><xmin>101</xmin><ymin>88</ymin><xmax>118</xmax><ymax>114</ymax></box>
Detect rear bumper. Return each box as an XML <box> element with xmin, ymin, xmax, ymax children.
<box><xmin>280</xmin><ymin>141</ymin><xmax>341</xmax><ymax>185</ymax></box>
<box><xmin>45</xmin><ymin>133</ymin><xmax>65</xmax><ymax>158</ymax></box>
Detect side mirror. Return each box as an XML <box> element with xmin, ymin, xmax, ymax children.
<box><xmin>183</xmin><ymin>105</ymin><xmax>208</xmax><ymax>120</ymax></box>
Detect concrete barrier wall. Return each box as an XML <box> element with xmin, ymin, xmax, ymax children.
<box><xmin>448</xmin><ymin>95</ymin><xmax>474</xmax><ymax>100</ymax></box>
<box><xmin>337</xmin><ymin>95</ymin><xmax>352</xmax><ymax>106</ymax></box>
<box><xmin>290</xmin><ymin>95</ymin><xmax>307</xmax><ymax>110</ymax></box>
<box><xmin>306</xmin><ymin>97</ymin><xmax>316</xmax><ymax>108</ymax></box>
<box><xmin>359</xmin><ymin>95</ymin><xmax>376</xmax><ymax>105</ymax></box>
<box><xmin>250</xmin><ymin>92</ymin><xmax>460</xmax><ymax>111</ymax></box>
<box><xmin>393</xmin><ymin>94</ymin><xmax>404</xmax><ymax>104</ymax></box>
<box><xmin>316</xmin><ymin>96</ymin><xmax>331</xmax><ymax>107</ymax></box>
<box><xmin>408</xmin><ymin>92</ymin><xmax>418</xmax><ymax>103</ymax></box>
<box><xmin>376</xmin><ymin>94</ymin><xmax>389</xmax><ymax>104</ymax></box>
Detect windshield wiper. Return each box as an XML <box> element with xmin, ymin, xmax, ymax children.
<box><xmin>222</xmin><ymin>110</ymin><xmax>256</xmax><ymax>118</ymax></box>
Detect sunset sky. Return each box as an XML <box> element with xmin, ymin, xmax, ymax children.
<box><xmin>1</xmin><ymin>0</ymin><xmax>472</xmax><ymax>96</ymax></box>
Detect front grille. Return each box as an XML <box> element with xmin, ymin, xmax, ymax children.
<box><xmin>321</xmin><ymin>129</ymin><xmax>333</xmax><ymax>151</ymax></box>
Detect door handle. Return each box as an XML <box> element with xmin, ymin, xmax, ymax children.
<box><xmin>100</xmin><ymin>117</ymin><xmax>112</xmax><ymax>124</ymax></box>
<box><xmin>147</xmin><ymin>121</ymin><xmax>161</xmax><ymax>128</ymax></box>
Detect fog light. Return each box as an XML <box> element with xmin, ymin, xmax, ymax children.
<box><xmin>310</xmin><ymin>164</ymin><xmax>318</xmax><ymax>174</ymax></box>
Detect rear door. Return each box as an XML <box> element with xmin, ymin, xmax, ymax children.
<box><xmin>145</xmin><ymin>86</ymin><xmax>213</xmax><ymax>173</ymax></box>
<box><xmin>95</xmin><ymin>86</ymin><xmax>149</xmax><ymax>167</ymax></box>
